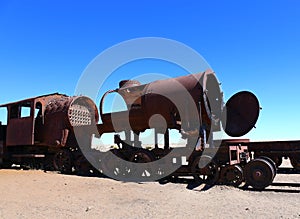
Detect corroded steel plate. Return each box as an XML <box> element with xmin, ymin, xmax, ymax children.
<box><xmin>222</xmin><ymin>91</ymin><xmax>260</xmax><ymax>137</ymax></box>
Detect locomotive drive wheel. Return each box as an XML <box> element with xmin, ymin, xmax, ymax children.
<box><xmin>53</xmin><ymin>149</ymin><xmax>73</xmax><ymax>174</ymax></box>
<box><xmin>191</xmin><ymin>155</ymin><xmax>220</xmax><ymax>185</ymax></box>
<box><xmin>102</xmin><ymin>150</ymin><xmax>132</xmax><ymax>178</ymax></box>
<box><xmin>129</xmin><ymin>150</ymin><xmax>155</xmax><ymax>179</ymax></box>
<box><xmin>74</xmin><ymin>154</ymin><xmax>92</xmax><ymax>176</ymax></box>
<box><xmin>43</xmin><ymin>155</ymin><xmax>55</xmax><ymax>171</ymax></box>
<box><xmin>220</xmin><ymin>165</ymin><xmax>244</xmax><ymax>187</ymax></box>
<box><xmin>244</xmin><ymin>158</ymin><xmax>276</xmax><ymax>190</ymax></box>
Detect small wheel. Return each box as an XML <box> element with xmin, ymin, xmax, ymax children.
<box><xmin>191</xmin><ymin>155</ymin><xmax>220</xmax><ymax>185</ymax></box>
<box><xmin>220</xmin><ymin>165</ymin><xmax>244</xmax><ymax>187</ymax></box>
<box><xmin>53</xmin><ymin>149</ymin><xmax>73</xmax><ymax>174</ymax></box>
<box><xmin>258</xmin><ymin>156</ymin><xmax>277</xmax><ymax>179</ymax></box>
<box><xmin>244</xmin><ymin>158</ymin><xmax>275</xmax><ymax>190</ymax></box>
<box><xmin>290</xmin><ymin>155</ymin><xmax>300</xmax><ymax>171</ymax></box>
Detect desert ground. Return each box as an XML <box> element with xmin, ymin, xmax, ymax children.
<box><xmin>0</xmin><ymin>159</ymin><xmax>299</xmax><ymax>219</ymax></box>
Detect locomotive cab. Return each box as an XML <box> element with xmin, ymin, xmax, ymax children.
<box><xmin>0</xmin><ymin>93</ymin><xmax>99</xmax><ymax>172</ymax></box>
<box><xmin>0</xmin><ymin>96</ymin><xmax>52</xmax><ymax>147</ymax></box>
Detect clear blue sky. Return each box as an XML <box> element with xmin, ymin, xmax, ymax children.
<box><xmin>0</xmin><ymin>0</ymin><xmax>300</xmax><ymax>141</ymax></box>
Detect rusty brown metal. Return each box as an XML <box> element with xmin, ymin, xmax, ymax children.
<box><xmin>0</xmin><ymin>69</ymin><xmax>298</xmax><ymax>188</ymax></box>
<box><xmin>228</xmin><ymin>145</ymin><xmax>249</xmax><ymax>165</ymax></box>
<box><xmin>221</xmin><ymin>139</ymin><xmax>300</xmax><ymax>170</ymax></box>
<box><xmin>0</xmin><ymin>93</ymin><xmax>98</xmax><ymax>148</ymax></box>
<box><xmin>222</xmin><ymin>91</ymin><xmax>260</xmax><ymax>137</ymax></box>
<box><xmin>98</xmin><ymin>69</ymin><xmax>223</xmax><ymax>137</ymax></box>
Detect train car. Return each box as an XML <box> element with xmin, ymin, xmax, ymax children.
<box><xmin>0</xmin><ymin>93</ymin><xmax>99</xmax><ymax>174</ymax></box>
<box><xmin>221</xmin><ymin>139</ymin><xmax>300</xmax><ymax>170</ymax></box>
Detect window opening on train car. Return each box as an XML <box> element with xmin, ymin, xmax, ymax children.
<box><xmin>10</xmin><ymin>105</ymin><xmax>19</xmax><ymax>119</ymax></box>
<box><xmin>20</xmin><ymin>102</ymin><xmax>32</xmax><ymax>118</ymax></box>
<box><xmin>0</xmin><ymin>107</ymin><xmax>7</xmax><ymax>125</ymax></box>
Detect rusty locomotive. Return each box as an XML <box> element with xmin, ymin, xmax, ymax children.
<box><xmin>0</xmin><ymin>93</ymin><xmax>99</xmax><ymax>173</ymax></box>
<box><xmin>0</xmin><ymin>69</ymin><xmax>299</xmax><ymax>190</ymax></box>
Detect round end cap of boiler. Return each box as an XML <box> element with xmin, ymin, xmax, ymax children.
<box><xmin>222</xmin><ymin>91</ymin><xmax>260</xmax><ymax>137</ymax></box>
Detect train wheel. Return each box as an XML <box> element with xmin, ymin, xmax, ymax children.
<box><xmin>74</xmin><ymin>154</ymin><xmax>92</xmax><ymax>176</ymax></box>
<box><xmin>43</xmin><ymin>155</ymin><xmax>55</xmax><ymax>171</ymax></box>
<box><xmin>191</xmin><ymin>155</ymin><xmax>220</xmax><ymax>185</ymax></box>
<box><xmin>129</xmin><ymin>150</ymin><xmax>155</xmax><ymax>179</ymax></box>
<box><xmin>53</xmin><ymin>149</ymin><xmax>73</xmax><ymax>174</ymax></box>
<box><xmin>102</xmin><ymin>151</ymin><xmax>132</xmax><ymax>179</ymax></box>
<box><xmin>1</xmin><ymin>160</ymin><xmax>12</xmax><ymax>169</ymax></box>
<box><xmin>258</xmin><ymin>156</ymin><xmax>277</xmax><ymax>179</ymax></box>
<box><xmin>290</xmin><ymin>155</ymin><xmax>300</xmax><ymax>171</ymax></box>
<box><xmin>107</xmin><ymin>159</ymin><xmax>132</xmax><ymax>178</ymax></box>
<box><xmin>244</xmin><ymin>158</ymin><xmax>275</xmax><ymax>190</ymax></box>
<box><xmin>220</xmin><ymin>165</ymin><xmax>244</xmax><ymax>187</ymax></box>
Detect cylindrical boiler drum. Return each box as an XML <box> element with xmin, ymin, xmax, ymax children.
<box><xmin>43</xmin><ymin>95</ymin><xmax>99</xmax><ymax>147</ymax></box>
<box><xmin>68</xmin><ymin>96</ymin><xmax>99</xmax><ymax>127</ymax></box>
<box><xmin>100</xmin><ymin>70</ymin><xmax>223</xmax><ymax>135</ymax></box>
<box><xmin>45</xmin><ymin>96</ymin><xmax>99</xmax><ymax>128</ymax></box>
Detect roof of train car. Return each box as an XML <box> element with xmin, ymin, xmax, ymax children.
<box><xmin>0</xmin><ymin>93</ymin><xmax>68</xmax><ymax>107</ymax></box>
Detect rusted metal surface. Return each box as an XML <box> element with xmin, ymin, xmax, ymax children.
<box><xmin>244</xmin><ymin>158</ymin><xmax>276</xmax><ymax>190</ymax></box>
<box><xmin>94</xmin><ymin>70</ymin><xmax>290</xmax><ymax>188</ymax></box>
<box><xmin>229</xmin><ymin>145</ymin><xmax>249</xmax><ymax>165</ymax></box>
<box><xmin>221</xmin><ymin>139</ymin><xmax>300</xmax><ymax>170</ymax></box>
<box><xmin>42</xmin><ymin>95</ymin><xmax>98</xmax><ymax>148</ymax></box>
<box><xmin>247</xmin><ymin>140</ymin><xmax>300</xmax><ymax>152</ymax></box>
<box><xmin>99</xmin><ymin>70</ymin><xmax>222</xmax><ymax>137</ymax></box>
<box><xmin>0</xmin><ymin>93</ymin><xmax>99</xmax><ymax>173</ymax></box>
<box><xmin>222</xmin><ymin>91</ymin><xmax>260</xmax><ymax>137</ymax></box>
<box><xmin>98</xmin><ymin>70</ymin><xmax>260</xmax><ymax>141</ymax></box>
<box><xmin>0</xmin><ymin>70</ymin><xmax>298</xmax><ymax>189</ymax></box>
<box><xmin>0</xmin><ymin>93</ymin><xmax>65</xmax><ymax>146</ymax></box>
<box><xmin>219</xmin><ymin>165</ymin><xmax>244</xmax><ymax>187</ymax></box>
<box><xmin>0</xmin><ymin>93</ymin><xmax>98</xmax><ymax>148</ymax></box>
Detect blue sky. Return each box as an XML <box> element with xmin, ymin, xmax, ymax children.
<box><xmin>0</xmin><ymin>0</ymin><xmax>300</xmax><ymax>141</ymax></box>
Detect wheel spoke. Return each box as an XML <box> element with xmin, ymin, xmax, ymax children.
<box><xmin>191</xmin><ymin>155</ymin><xmax>220</xmax><ymax>185</ymax></box>
<box><xmin>220</xmin><ymin>165</ymin><xmax>243</xmax><ymax>187</ymax></box>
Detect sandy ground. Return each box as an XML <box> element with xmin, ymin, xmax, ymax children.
<box><xmin>0</xmin><ymin>159</ymin><xmax>299</xmax><ymax>219</ymax></box>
